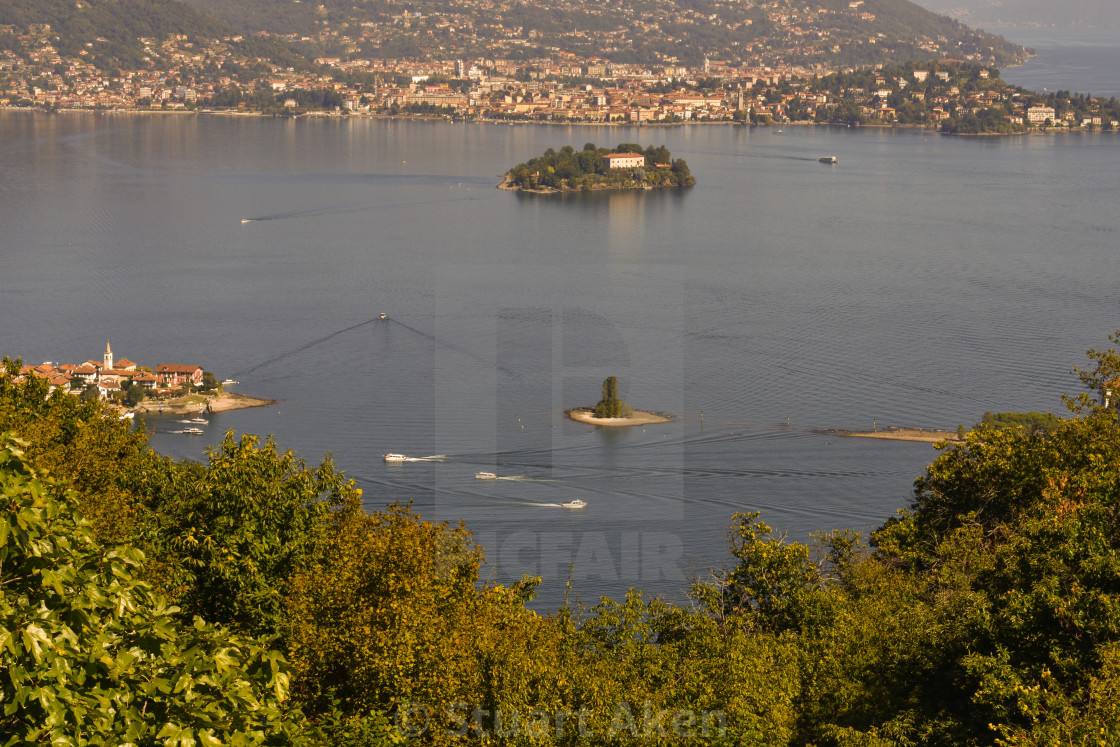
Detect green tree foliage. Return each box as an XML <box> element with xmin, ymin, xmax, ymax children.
<box><xmin>126</xmin><ymin>381</ymin><xmax>148</xmax><ymax>406</ymax></box>
<box><xmin>978</xmin><ymin>410</ymin><xmax>1064</xmax><ymax>434</ymax></box>
<box><xmin>7</xmin><ymin>334</ymin><xmax>1120</xmax><ymax>745</ymax></box>
<box><xmin>0</xmin><ymin>357</ymin><xmax>155</xmax><ymax>544</ymax></box>
<box><xmin>283</xmin><ymin>503</ymin><xmax>556</xmax><ymax>735</ymax></box>
<box><xmin>594</xmin><ymin>375</ymin><xmax>633</xmax><ymax>418</ymax></box>
<box><xmin>0</xmin><ymin>433</ymin><xmax>310</xmax><ymax>745</ymax></box>
<box><xmin>143</xmin><ymin>433</ymin><xmax>360</xmax><ymax>639</ymax></box>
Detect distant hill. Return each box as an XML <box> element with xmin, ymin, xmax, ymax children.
<box><xmin>175</xmin><ymin>0</ymin><xmax>1026</xmax><ymax>67</ymax></box>
<box><xmin>914</xmin><ymin>0</ymin><xmax>1120</xmax><ymax>28</ymax></box>
<box><xmin>1</xmin><ymin>0</ymin><xmax>1027</xmax><ymax>72</ymax></box>
<box><xmin>0</xmin><ymin>0</ymin><xmax>232</xmax><ymax>68</ymax></box>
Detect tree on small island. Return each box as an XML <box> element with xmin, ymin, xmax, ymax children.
<box><xmin>505</xmin><ymin>143</ymin><xmax>694</xmax><ymax>192</ymax></box>
<box><xmin>594</xmin><ymin>375</ymin><xmax>633</xmax><ymax>418</ymax></box>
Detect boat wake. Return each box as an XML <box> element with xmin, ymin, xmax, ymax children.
<box><xmin>525</xmin><ymin>502</ymin><xmax>564</xmax><ymax>508</ymax></box>
<box><xmin>406</xmin><ymin>454</ymin><xmax>447</xmax><ymax>462</ymax></box>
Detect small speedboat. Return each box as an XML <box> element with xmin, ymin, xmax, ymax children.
<box><xmin>475</xmin><ymin>471</ymin><xmax>497</xmax><ymax>479</ymax></box>
<box><xmin>380</xmin><ymin>312</ymin><xmax>388</xmax><ymax>320</ymax></box>
<box><xmin>187</xmin><ymin>418</ymin><xmax>209</xmax><ymax>425</ymax></box>
<box><xmin>182</xmin><ymin>427</ymin><xmax>204</xmax><ymax>435</ymax></box>
<box><xmin>819</xmin><ymin>155</ymin><xmax>838</xmax><ymax>164</ymax></box>
<box><xmin>383</xmin><ymin>453</ymin><xmax>407</xmax><ymax>462</ymax></box>
<box><xmin>561</xmin><ymin>499</ymin><xmax>587</xmax><ymax>510</ymax></box>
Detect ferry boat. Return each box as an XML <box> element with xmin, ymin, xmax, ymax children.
<box><xmin>383</xmin><ymin>453</ymin><xmax>408</xmax><ymax>462</ymax></box>
<box><xmin>475</xmin><ymin>471</ymin><xmax>497</xmax><ymax>480</ymax></box>
<box><xmin>819</xmin><ymin>156</ymin><xmax>838</xmax><ymax>164</ymax></box>
<box><xmin>561</xmin><ymin>499</ymin><xmax>587</xmax><ymax>510</ymax></box>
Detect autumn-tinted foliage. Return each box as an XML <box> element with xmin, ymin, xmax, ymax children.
<box><xmin>7</xmin><ymin>333</ymin><xmax>1120</xmax><ymax>744</ymax></box>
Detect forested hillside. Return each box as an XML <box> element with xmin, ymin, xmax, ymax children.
<box><xmin>0</xmin><ymin>0</ymin><xmax>1026</xmax><ymax>72</ymax></box>
<box><xmin>0</xmin><ymin>0</ymin><xmax>231</xmax><ymax>68</ymax></box>
<box><xmin>6</xmin><ymin>334</ymin><xmax>1120</xmax><ymax>744</ymax></box>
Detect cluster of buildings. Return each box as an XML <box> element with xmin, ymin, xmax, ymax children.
<box><xmin>17</xmin><ymin>342</ymin><xmax>203</xmax><ymax>400</ymax></box>
<box><xmin>0</xmin><ymin>12</ymin><xmax>1111</xmax><ymax>130</ymax></box>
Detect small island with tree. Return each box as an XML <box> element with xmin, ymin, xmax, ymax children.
<box><xmin>568</xmin><ymin>375</ymin><xmax>671</xmax><ymax>426</ymax></box>
<box><xmin>501</xmin><ymin>143</ymin><xmax>695</xmax><ymax>193</ymax></box>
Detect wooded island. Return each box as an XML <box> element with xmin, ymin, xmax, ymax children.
<box><xmin>503</xmin><ymin>143</ymin><xmax>695</xmax><ymax>193</ymax></box>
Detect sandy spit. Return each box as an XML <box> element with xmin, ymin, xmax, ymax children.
<box><xmin>567</xmin><ymin>407</ymin><xmax>672</xmax><ymax>427</ymax></box>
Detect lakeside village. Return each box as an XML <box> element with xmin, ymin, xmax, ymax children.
<box><xmin>10</xmin><ymin>342</ymin><xmax>260</xmax><ymax>416</ymax></box>
<box><xmin>2</xmin><ymin>25</ymin><xmax>1118</xmax><ymax>133</ymax></box>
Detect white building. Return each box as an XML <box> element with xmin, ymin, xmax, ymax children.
<box><xmin>1027</xmin><ymin>106</ymin><xmax>1056</xmax><ymax>124</ymax></box>
<box><xmin>603</xmin><ymin>153</ymin><xmax>646</xmax><ymax>169</ymax></box>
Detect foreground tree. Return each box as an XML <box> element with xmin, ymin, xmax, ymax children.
<box><xmin>142</xmin><ymin>433</ymin><xmax>361</xmax><ymax>640</ymax></box>
<box><xmin>0</xmin><ymin>433</ymin><xmax>310</xmax><ymax>745</ymax></box>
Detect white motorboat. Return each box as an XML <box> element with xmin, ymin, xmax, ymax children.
<box><xmin>380</xmin><ymin>312</ymin><xmax>388</xmax><ymax>320</ymax></box>
<box><xmin>475</xmin><ymin>471</ymin><xmax>497</xmax><ymax>479</ymax></box>
<box><xmin>187</xmin><ymin>418</ymin><xmax>209</xmax><ymax>425</ymax></box>
<box><xmin>383</xmin><ymin>453</ymin><xmax>408</xmax><ymax>462</ymax></box>
<box><xmin>182</xmin><ymin>427</ymin><xmax>204</xmax><ymax>435</ymax></box>
<box><xmin>819</xmin><ymin>155</ymin><xmax>838</xmax><ymax>164</ymax></box>
<box><xmin>561</xmin><ymin>499</ymin><xmax>587</xmax><ymax>510</ymax></box>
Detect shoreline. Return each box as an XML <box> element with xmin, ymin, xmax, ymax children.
<box><xmin>567</xmin><ymin>407</ymin><xmax>672</xmax><ymax>427</ymax></box>
<box><xmin>841</xmin><ymin>427</ymin><xmax>961</xmax><ymax>443</ymax></box>
<box><xmin>132</xmin><ymin>390</ymin><xmax>275</xmax><ymax>416</ymax></box>
<box><xmin>4</xmin><ymin>107</ymin><xmax>1113</xmax><ymax>137</ymax></box>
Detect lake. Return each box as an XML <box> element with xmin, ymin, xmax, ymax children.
<box><xmin>997</xmin><ymin>27</ymin><xmax>1120</xmax><ymax>97</ymax></box>
<box><xmin>2</xmin><ymin>111</ymin><xmax>1117</xmax><ymax>608</ymax></box>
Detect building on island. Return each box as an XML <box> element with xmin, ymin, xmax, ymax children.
<box><xmin>603</xmin><ymin>153</ymin><xmax>646</xmax><ymax>169</ymax></box>
<box><xmin>13</xmin><ymin>342</ymin><xmax>205</xmax><ymax>399</ymax></box>
<box><xmin>1026</xmin><ymin>106</ymin><xmax>1056</xmax><ymax>124</ymax></box>
<box><xmin>156</xmin><ymin>364</ymin><xmax>204</xmax><ymax>388</ymax></box>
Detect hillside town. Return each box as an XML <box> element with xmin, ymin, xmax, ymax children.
<box><xmin>0</xmin><ymin>1</ymin><xmax>1115</xmax><ymax>131</ymax></box>
<box><xmin>14</xmin><ymin>341</ymin><xmax>204</xmax><ymax>401</ymax></box>
<box><xmin>1</xmin><ymin>27</ymin><xmax>1115</xmax><ymax>132</ymax></box>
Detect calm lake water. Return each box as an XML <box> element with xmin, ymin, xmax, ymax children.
<box><xmin>998</xmin><ymin>27</ymin><xmax>1120</xmax><ymax>97</ymax></box>
<box><xmin>2</xmin><ymin>110</ymin><xmax>1118</xmax><ymax>608</ymax></box>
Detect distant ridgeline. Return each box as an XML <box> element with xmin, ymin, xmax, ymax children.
<box><xmin>505</xmin><ymin>143</ymin><xmax>695</xmax><ymax>192</ymax></box>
